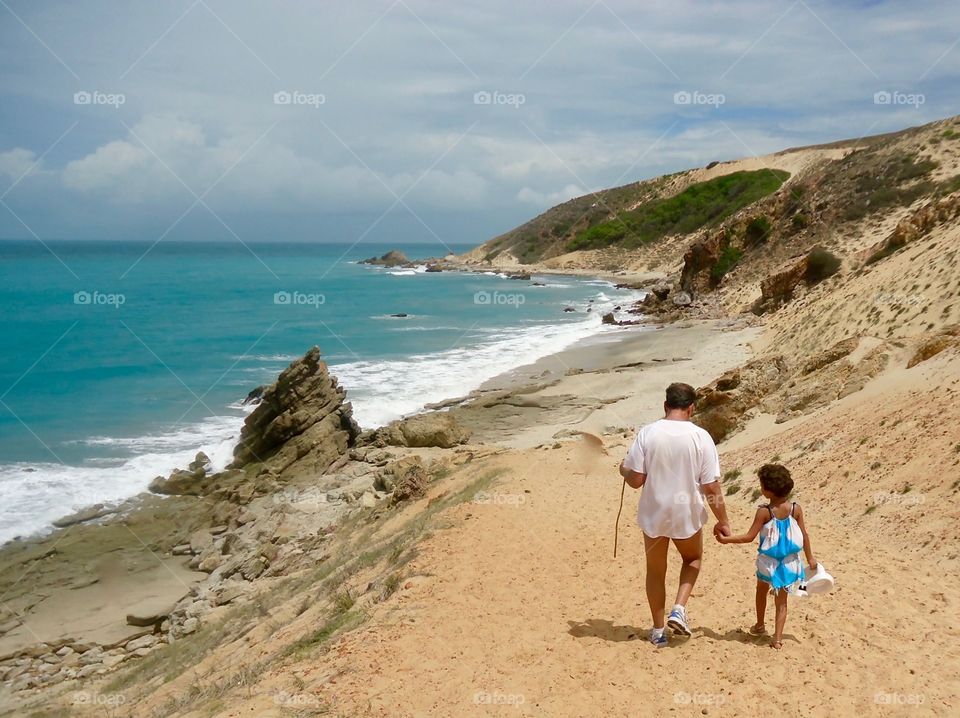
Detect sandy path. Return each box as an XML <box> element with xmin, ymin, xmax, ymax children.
<box><xmin>318</xmin><ymin>369</ymin><xmax>960</xmax><ymax>717</ymax></box>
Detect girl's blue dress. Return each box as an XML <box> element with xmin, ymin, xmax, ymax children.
<box><xmin>756</xmin><ymin>503</ymin><xmax>805</xmax><ymax>594</ymax></box>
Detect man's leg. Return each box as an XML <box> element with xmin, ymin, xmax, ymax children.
<box><xmin>671</xmin><ymin>529</ymin><xmax>703</xmax><ymax>607</ymax></box>
<box><xmin>643</xmin><ymin>533</ymin><xmax>669</xmax><ymax>629</ymax></box>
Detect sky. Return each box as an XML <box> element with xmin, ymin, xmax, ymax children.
<box><xmin>0</xmin><ymin>0</ymin><xmax>958</xmax><ymax>248</ymax></box>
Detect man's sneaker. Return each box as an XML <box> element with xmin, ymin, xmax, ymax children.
<box><xmin>667</xmin><ymin>606</ymin><xmax>691</xmax><ymax>636</ymax></box>
<box><xmin>649</xmin><ymin>629</ymin><xmax>668</xmax><ymax>648</ymax></box>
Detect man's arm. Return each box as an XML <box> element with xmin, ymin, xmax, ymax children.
<box><xmin>619</xmin><ymin>461</ymin><xmax>646</xmax><ymax>489</ymax></box>
<box><xmin>701</xmin><ymin>480</ymin><xmax>731</xmax><ymax>536</ymax></box>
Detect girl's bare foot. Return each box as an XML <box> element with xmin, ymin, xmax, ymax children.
<box><xmin>770</xmin><ymin>639</ymin><xmax>783</xmax><ymax>650</ymax></box>
<box><xmin>750</xmin><ymin>623</ymin><xmax>766</xmax><ymax>635</ymax></box>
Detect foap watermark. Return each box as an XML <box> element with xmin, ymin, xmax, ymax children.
<box><xmin>473</xmin><ymin>290</ymin><xmax>525</xmax><ymax>307</ymax></box>
<box><xmin>874</xmin><ymin>691</ymin><xmax>925</xmax><ymax>706</ymax></box>
<box><xmin>473</xmin><ymin>691</ymin><xmax>525</xmax><ymax>706</ymax></box>
<box><xmin>674</xmin><ymin>90</ymin><xmax>725</xmax><ymax>108</ymax></box>
<box><xmin>874</xmin><ymin>292</ymin><xmax>925</xmax><ymax>307</ymax></box>
<box><xmin>73</xmin><ymin>691</ymin><xmax>127</xmax><ymax>707</ymax></box>
<box><xmin>872</xmin><ymin>491</ymin><xmax>925</xmax><ymax>506</ymax></box>
<box><xmin>674</xmin><ymin>691</ymin><xmax>727</xmax><ymax>706</ymax></box>
<box><xmin>274</xmin><ymin>690</ymin><xmax>320</xmax><ymax>707</ymax></box>
<box><xmin>74</xmin><ymin>290</ymin><xmax>125</xmax><ymax>308</ymax></box>
<box><xmin>274</xmin><ymin>90</ymin><xmax>326</xmax><ymax>108</ymax></box>
<box><xmin>74</xmin><ymin>90</ymin><xmax>126</xmax><ymax>108</ymax></box>
<box><xmin>874</xmin><ymin>90</ymin><xmax>924</xmax><ymax>109</ymax></box>
<box><xmin>473</xmin><ymin>490</ymin><xmax>526</xmax><ymax>506</ymax></box>
<box><xmin>473</xmin><ymin>90</ymin><xmax>525</xmax><ymax>108</ymax></box>
<box><xmin>274</xmin><ymin>290</ymin><xmax>325</xmax><ymax>308</ymax></box>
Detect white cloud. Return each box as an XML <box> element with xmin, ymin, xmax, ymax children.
<box><xmin>516</xmin><ymin>183</ymin><xmax>585</xmax><ymax>206</ymax></box>
<box><xmin>0</xmin><ymin>148</ymin><xmax>38</xmax><ymax>182</ymax></box>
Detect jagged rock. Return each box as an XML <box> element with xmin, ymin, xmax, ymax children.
<box><xmin>680</xmin><ymin>230</ymin><xmax>726</xmax><ymax>295</ymax></box>
<box><xmin>188</xmin><ymin>452</ymin><xmax>211</xmax><ymax>473</ymax></box>
<box><xmin>360</xmin><ymin>250</ymin><xmax>409</xmax><ymax>267</ymax></box>
<box><xmin>907</xmin><ymin>326</ymin><xmax>960</xmax><ymax>368</ymax></box>
<box><xmin>388</xmin><ymin>457</ymin><xmax>428</xmax><ymax>505</ymax></box>
<box><xmin>230</xmin><ymin>347</ymin><xmax>360</xmax><ymax>476</ymax></box>
<box><xmin>601</xmin><ymin>312</ymin><xmax>617</xmax><ymax>325</ymax></box>
<box><xmin>801</xmin><ymin>336</ymin><xmax>859</xmax><ymax>375</ymax></box>
<box><xmin>507</xmin><ymin>272</ymin><xmax>531</xmax><ymax>280</ymax></box>
<box><xmin>370</xmin><ymin>412</ymin><xmax>470</xmax><ymax>449</ymax></box>
<box><xmin>149</xmin><ymin>465</ymin><xmax>210</xmax><ymax>496</ymax></box>
<box><xmin>52</xmin><ymin>503</ymin><xmax>115</xmax><ymax>528</ymax></box>
<box><xmin>752</xmin><ymin>255</ymin><xmax>809</xmax><ymax>315</ymax></box>
<box><xmin>694</xmin><ymin>356</ymin><xmax>790</xmax><ymax>443</ymax></box>
<box><xmin>242</xmin><ymin>385</ymin><xmax>265</xmax><ymax>405</ymax></box>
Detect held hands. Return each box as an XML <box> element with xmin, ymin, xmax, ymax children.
<box><xmin>712</xmin><ymin>522</ymin><xmax>731</xmax><ymax>541</ymax></box>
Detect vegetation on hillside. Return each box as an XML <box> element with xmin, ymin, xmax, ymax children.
<box><xmin>567</xmin><ymin>169</ymin><xmax>789</xmax><ymax>252</ymax></box>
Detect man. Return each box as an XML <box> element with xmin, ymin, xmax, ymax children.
<box><xmin>619</xmin><ymin>382</ymin><xmax>731</xmax><ymax>647</ymax></box>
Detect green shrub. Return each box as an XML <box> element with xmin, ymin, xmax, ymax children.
<box><xmin>711</xmin><ymin>245</ymin><xmax>744</xmax><ymax>282</ymax></box>
<box><xmin>567</xmin><ymin>169</ymin><xmax>789</xmax><ymax>251</ymax></box>
<box><xmin>804</xmin><ymin>246</ymin><xmax>841</xmax><ymax>283</ymax></box>
<box><xmin>744</xmin><ymin>215</ymin><xmax>772</xmax><ymax>245</ymax></box>
<box><xmin>791</xmin><ymin>214</ymin><xmax>809</xmax><ymax>230</ymax></box>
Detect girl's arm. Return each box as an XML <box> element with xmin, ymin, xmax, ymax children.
<box><xmin>717</xmin><ymin>509</ymin><xmax>766</xmax><ymax>544</ymax></box>
<box><xmin>794</xmin><ymin>504</ymin><xmax>817</xmax><ymax>569</ymax></box>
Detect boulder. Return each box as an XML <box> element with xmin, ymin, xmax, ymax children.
<box><xmin>671</xmin><ymin>291</ymin><xmax>693</xmax><ymax>307</ymax></box>
<box><xmin>230</xmin><ymin>347</ymin><xmax>360</xmax><ymax>476</ymax></box>
<box><xmin>386</xmin><ymin>457</ymin><xmax>428</xmax><ymax>505</ymax></box>
<box><xmin>148</xmin><ymin>464</ymin><xmax>210</xmax><ymax>496</ymax></box>
<box><xmin>601</xmin><ymin>312</ymin><xmax>617</xmax><ymax>325</ymax></box>
<box><xmin>372</xmin><ymin>412</ymin><xmax>470</xmax><ymax>449</ymax></box>
<box><xmin>360</xmin><ymin>250</ymin><xmax>409</xmax><ymax>267</ymax></box>
<box><xmin>651</xmin><ymin>283</ymin><xmax>671</xmax><ymax>301</ymax></box>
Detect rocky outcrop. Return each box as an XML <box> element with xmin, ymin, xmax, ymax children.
<box><xmin>366</xmin><ymin>412</ymin><xmax>471</xmax><ymax>449</ymax></box>
<box><xmin>149</xmin><ymin>452</ymin><xmax>212</xmax><ymax>496</ymax></box>
<box><xmin>907</xmin><ymin>325</ymin><xmax>960</xmax><ymax>368</ymax></box>
<box><xmin>230</xmin><ymin>347</ymin><xmax>360</xmax><ymax>476</ymax></box>
<box><xmin>680</xmin><ymin>230</ymin><xmax>726</xmax><ymax>296</ymax></box>
<box><xmin>694</xmin><ymin>355</ymin><xmax>790</xmax><ymax>442</ymax></box>
<box><xmin>752</xmin><ymin>254</ymin><xmax>809</xmax><ymax>315</ymax></box>
<box><xmin>361</xmin><ymin>250</ymin><xmax>409</xmax><ymax>267</ymax></box>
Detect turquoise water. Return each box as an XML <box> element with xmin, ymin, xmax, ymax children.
<box><xmin>0</xmin><ymin>240</ymin><xmax>640</xmax><ymax>541</ymax></box>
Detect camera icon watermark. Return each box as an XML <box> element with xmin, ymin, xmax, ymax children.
<box><xmin>273</xmin><ymin>90</ymin><xmax>326</xmax><ymax>108</ymax></box>
<box><xmin>473</xmin><ymin>290</ymin><xmax>525</xmax><ymax>307</ymax></box>
<box><xmin>73</xmin><ymin>90</ymin><xmax>126</xmax><ymax>108</ymax></box>
<box><xmin>273</xmin><ymin>290</ymin><xmax>325</xmax><ymax>307</ymax></box>
<box><xmin>73</xmin><ymin>290</ymin><xmax>125</xmax><ymax>308</ymax></box>
<box><xmin>873</xmin><ymin>90</ymin><xmax>924</xmax><ymax>108</ymax></box>
<box><xmin>473</xmin><ymin>90</ymin><xmax>526</xmax><ymax>108</ymax></box>
<box><xmin>674</xmin><ymin>90</ymin><xmax>725</xmax><ymax>108</ymax></box>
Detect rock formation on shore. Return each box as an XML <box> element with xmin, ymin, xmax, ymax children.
<box><xmin>360</xmin><ymin>249</ymin><xmax>410</xmax><ymax>267</ymax></box>
<box><xmin>231</xmin><ymin>346</ymin><xmax>360</xmax><ymax>475</ymax></box>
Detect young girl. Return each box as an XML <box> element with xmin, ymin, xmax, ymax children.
<box><xmin>717</xmin><ymin>464</ymin><xmax>817</xmax><ymax>649</ymax></box>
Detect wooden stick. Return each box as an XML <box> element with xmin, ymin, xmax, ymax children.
<box><xmin>614</xmin><ymin>478</ymin><xmax>626</xmax><ymax>558</ymax></box>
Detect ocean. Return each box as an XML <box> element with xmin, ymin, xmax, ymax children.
<box><xmin>0</xmin><ymin>240</ymin><xmax>641</xmax><ymax>543</ymax></box>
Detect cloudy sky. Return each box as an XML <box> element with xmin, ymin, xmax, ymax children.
<box><xmin>0</xmin><ymin>0</ymin><xmax>957</xmax><ymax>247</ymax></box>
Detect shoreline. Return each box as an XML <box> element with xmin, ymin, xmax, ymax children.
<box><xmin>1</xmin><ymin>269</ymin><xmax>644</xmax><ymax>547</ymax></box>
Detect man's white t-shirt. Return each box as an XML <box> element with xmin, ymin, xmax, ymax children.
<box><xmin>622</xmin><ymin>418</ymin><xmax>721</xmax><ymax>539</ymax></box>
